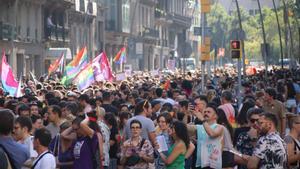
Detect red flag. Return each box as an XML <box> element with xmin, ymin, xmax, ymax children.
<box><xmin>99</xmin><ymin>52</ymin><xmax>114</xmax><ymax>82</ymax></box>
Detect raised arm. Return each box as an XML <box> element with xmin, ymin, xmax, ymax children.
<box><xmin>61</xmin><ymin>126</ymin><xmax>77</xmax><ymax>140</ymax></box>
<box><xmin>80</xmin><ymin>117</ymin><xmax>94</xmax><ymax>138</ymax></box>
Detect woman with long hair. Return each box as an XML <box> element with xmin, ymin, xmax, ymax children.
<box><xmin>158</xmin><ymin>121</ymin><xmax>191</xmax><ymax>169</ymax></box>
<box><xmin>49</xmin><ymin>121</ymin><xmax>73</xmax><ymax>169</ymax></box>
<box><xmin>216</xmin><ymin>108</ymin><xmax>249</xmax><ymax>169</ymax></box>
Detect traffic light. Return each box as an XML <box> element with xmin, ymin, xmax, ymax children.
<box><xmin>230</xmin><ymin>40</ymin><xmax>241</xmax><ymax>59</ymax></box>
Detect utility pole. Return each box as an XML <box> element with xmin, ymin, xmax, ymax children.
<box><xmin>257</xmin><ymin>0</ymin><xmax>268</xmax><ymax>79</ymax></box>
<box><xmin>234</xmin><ymin>0</ymin><xmax>243</xmax><ymax>107</ymax></box>
<box><xmin>234</xmin><ymin>0</ymin><xmax>246</xmax><ymax>76</ymax></box>
<box><xmin>272</xmin><ymin>0</ymin><xmax>284</xmax><ymax>69</ymax></box>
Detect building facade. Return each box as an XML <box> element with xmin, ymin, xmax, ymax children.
<box><xmin>0</xmin><ymin>0</ymin><xmax>195</xmax><ymax>74</ymax></box>
<box><xmin>153</xmin><ymin>0</ymin><xmax>192</xmax><ymax>70</ymax></box>
<box><xmin>0</xmin><ymin>0</ymin><xmax>45</xmax><ymax>77</ymax></box>
<box><xmin>0</xmin><ymin>0</ymin><xmax>105</xmax><ymax>77</ymax></box>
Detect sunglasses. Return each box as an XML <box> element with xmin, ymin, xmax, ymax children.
<box><xmin>250</xmin><ymin>118</ymin><xmax>259</xmax><ymax>123</ymax></box>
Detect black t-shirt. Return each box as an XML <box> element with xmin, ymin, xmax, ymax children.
<box><xmin>101</xmin><ymin>104</ymin><xmax>118</xmax><ymax>116</ymax></box>
<box><xmin>233</xmin><ymin>127</ymin><xmax>251</xmax><ymax>145</ymax></box>
<box><xmin>109</xmin><ymin>126</ymin><xmax>118</xmax><ymax>158</ymax></box>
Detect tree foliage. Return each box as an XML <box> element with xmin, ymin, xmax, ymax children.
<box><xmin>207</xmin><ymin>1</ymin><xmax>300</xmax><ymax>63</ymax></box>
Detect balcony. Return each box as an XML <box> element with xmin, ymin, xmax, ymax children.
<box><xmin>170</xmin><ymin>13</ymin><xmax>192</xmax><ymax>28</ymax></box>
<box><xmin>155</xmin><ymin>9</ymin><xmax>173</xmax><ymax>25</ymax></box>
<box><xmin>142</xmin><ymin>27</ymin><xmax>159</xmax><ymax>39</ymax></box>
<box><xmin>46</xmin><ymin>0</ymin><xmax>74</xmax><ymax>7</ymax></box>
<box><xmin>140</xmin><ymin>0</ymin><xmax>157</xmax><ymax>6</ymax></box>
<box><xmin>46</xmin><ymin>25</ymin><xmax>70</xmax><ymax>43</ymax></box>
<box><xmin>0</xmin><ymin>22</ymin><xmax>17</xmax><ymax>41</ymax></box>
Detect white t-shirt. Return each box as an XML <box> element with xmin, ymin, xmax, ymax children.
<box><xmin>32</xmin><ymin>151</ymin><xmax>56</xmax><ymax>169</ymax></box>
<box><xmin>23</xmin><ymin>136</ymin><xmax>38</xmax><ymax>158</ymax></box>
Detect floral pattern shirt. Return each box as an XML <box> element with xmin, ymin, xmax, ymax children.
<box><xmin>121</xmin><ymin>137</ymin><xmax>154</xmax><ymax>169</ymax></box>
<box><xmin>236</xmin><ymin>131</ymin><xmax>254</xmax><ymax>156</ymax></box>
<box><xmin>253</xmin><ymin>132</ymin><xmax>287</xmax><ymax>169</ymax></box>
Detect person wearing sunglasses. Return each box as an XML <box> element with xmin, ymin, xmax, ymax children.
<box><xmin>121</xmin><ymin>119</ymin><xmax>154</xmax><ymax>168</ymax></box>
<box><xmin>247</xmin><ymin>113</ymin><xmax>287</xmax><ymax>169</ymax></box>
<box><xmin>235</xmin><ymin>108</ymin><xmax>263</xmax><ymax>169</ymax></box>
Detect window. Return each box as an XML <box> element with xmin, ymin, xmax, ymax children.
<box><xmin>122</xmin><ymin>0</ymin><xmax>130</xmax><ymax>33</ymax></box>
<box><xmin>80</xmin><ymin>0</ymin><xmax>85</xmax><ymax>12</ymax></box>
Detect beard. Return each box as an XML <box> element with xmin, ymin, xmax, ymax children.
<box><xmin>259</xmin><ymin>128</ymin><xmax>268</xmax><ymax>136</ymax></box>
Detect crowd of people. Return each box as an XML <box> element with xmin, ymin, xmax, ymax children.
<box><xmin>0</xmin><ymin>67</ymin><xmax>300</xmax><ymax>169</ymax></box>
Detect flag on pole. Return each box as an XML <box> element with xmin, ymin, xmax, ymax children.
<box><xmin>29</xmin><ymin>71</ymin><xmax>39</xmax><ymax>85</ymax></box>
<box><xmin>92</xmin><ymin>53</ymin><xmax>104</xmax><ymax>81</ymax></box>
<box><xmin>73</xmin><ymin>62</ymin><xmax>95</xmax><ymax>91</ymax></box>
<box><xmin>15</xmin><ymin>74</ymin><xmax>23</xmax><ymax>98</ymax></box>
<box><xmin>61</xmin><ymin>47</ymin><xmax>88</xmax><ymax>85</ymax></box>
<box><xmin>1</xmin><ymin>52</ymin><xmax>18</xmax><ymax>96</ymax></box>
<box><xmin>48</xmin><ymin>53</ymin><xmax>65</xmax><ymax>75</ymax></box>
<box><xmin>113</xmin><ymin>47</ymin><xmax>126</xmax><ymax>64</ymax></box>
<box><xmin>101</xmin><ymin>52</ymin><xmax>114</xmax><ymax>81</ymax></box>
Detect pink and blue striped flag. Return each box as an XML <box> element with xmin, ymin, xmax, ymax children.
<box><xmin>1</xmin><ymin>52</ymin><xmax>19</xmax><ymax>96</ymax></box>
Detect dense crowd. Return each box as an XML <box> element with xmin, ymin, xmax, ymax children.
<box><xmin>1</xmin><ymin>67</ymin><xmax>300</xmax><ymax>169</ymax></box>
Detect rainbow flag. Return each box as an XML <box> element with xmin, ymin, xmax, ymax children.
<box><xmin>73</xmin><ymin>62</ymin><xmax>95</xmax><ymax>91</ymax></box>
<box><xmin>61</xmin><ymin>47</ymin><xmax>88</xmax><ymax>85</ymax></box>
<box><xmin>1</xmin><ymin>52</ymin><xmax>19</xmax><ymax>96</ymax></box>
<box><xmin>113</xmin><ymin>47</ymin><xmax>126</xmax><ymax>64</ymax></box>
<box><xmin>48</xmin><ymin>53</ymin><xmax>64</xmax><ymax>75</ymax></box>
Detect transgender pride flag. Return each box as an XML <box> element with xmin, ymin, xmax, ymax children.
<box><xmin>1</xmin><ymin>52</ymin><xmax>18</xmax><ymax>96</ymax></box>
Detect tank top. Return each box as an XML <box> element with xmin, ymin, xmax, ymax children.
<box><xmin>166</xmin><ymin>143</ymin><xmax>185</xmax><ymax>169</ymax></box>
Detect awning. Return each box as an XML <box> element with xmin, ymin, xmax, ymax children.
<box><xmin>46</xmin><ymin>48</ymin><xmax>72</xmax><ymax>59</ymax></box>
